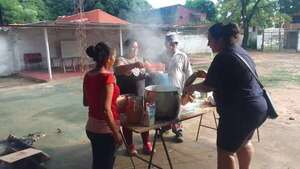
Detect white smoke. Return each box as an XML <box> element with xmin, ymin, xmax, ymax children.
<box><xmin>125</xmin><ymin>25</ymin><xmax>212</xmax><ymax>61</ymax></box>
<box><xmin>126</xmin><ymin>25</ymin><xmax>166</xmax><ymax>62</ymax></box>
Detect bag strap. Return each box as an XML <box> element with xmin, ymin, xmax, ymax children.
<box><xmin>233</xmin><ymin>53</ymin><xmax>265</xmax><ymax>89</ymax></box>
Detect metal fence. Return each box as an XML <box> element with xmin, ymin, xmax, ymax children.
<box><xmin>259</xmin><ymin>28</ymin><xmax>300</xmax><ymax>52</ymax></box>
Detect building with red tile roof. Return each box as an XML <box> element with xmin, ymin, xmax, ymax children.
<box><xmin>56</xmin><ymin>9</ymin><xmax>129</xmax><ymax>25</ymax></box>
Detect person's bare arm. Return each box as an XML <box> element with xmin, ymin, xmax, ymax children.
<box><xmin>183</xmin><ymin>81</ymin><xmax>214</xmax><ymax>95</ymax></box>
<box><xmin>114</xmin><ymin>63</ymin><xmax>137</xmax><ymax>75</ymax></box>
<box><xmin>114</xmin><ymin>58</ymin><xmax>144</xmax><ymax>75</ymax></box>
<box><xmin>83</xmin><ymin>89</ymin><xmax>88</xmax><ymax>106</ymax></box>
<box><xmin>83</xmin><ymin>79</ymin><xmax>88</xmax><ymax>107</ymax></box>
<box><xmin>104</xmin><ymin>84</ymin><xmax>123</xmax><ymax>145</ymax></box>
<box><xmin>184</xmin><ymin>70</ymin><xmax>207</xmax><ymax>87</ymax></box>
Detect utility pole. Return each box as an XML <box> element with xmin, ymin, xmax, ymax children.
<box><xmin>74</xmin><ymin>0</ymin><xmax>86</xmax><ymax>14</ymax></box>
<box><xmin>74</xmin><ymin>0</ymin><xmax>88</xmax><ymax>72</ymax></box>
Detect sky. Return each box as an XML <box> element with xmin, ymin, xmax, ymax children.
<box><xmin>147</xmin><ymin>0</ymin><xmax>218</xmax><ymax>9</ymax></box>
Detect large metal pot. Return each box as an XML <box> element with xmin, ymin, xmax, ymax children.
<box><xmin>144</xmin><ymin>85</ymin><xmax>180</xmax><ymax>121</ymax></box>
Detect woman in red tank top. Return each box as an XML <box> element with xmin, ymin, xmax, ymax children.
<box><xmin>83</xmin><ymin>42</ymin><xmax>122</xmax><ymax>169</ymax></box>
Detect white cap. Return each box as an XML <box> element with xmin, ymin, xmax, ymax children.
<box><xmin>165</xmin><ymin>32</ymin><xmax>179</xmax><ymax>44</ymax></box>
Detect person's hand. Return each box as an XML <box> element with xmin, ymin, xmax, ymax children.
<box><xmin>194</xmin><ymin>70</ymin><xmax>207</xmax><ymax>78</ymax></box>
<box><xmin>134</xmin><ymin>61</ymin><xmax>144</xmax><ymax>69</ymax></box>
<box><xmin>114</xmin><ymin>132</ymin><xmax>123</xmax><ymax>146</ymax></box>
<box><xmin>188</xmin><ymin>94</ymin><xmax>195</xmax><ymax>102</ymax></box>
<box><xmin>181</xmin><ymin>94</ymin><xmax>195</xmax><ymax>105</ymax></box>
<box><xmin>183</xmin><ymin>85</ymin><xmax>196</xmax><ymax>96</ymax></box>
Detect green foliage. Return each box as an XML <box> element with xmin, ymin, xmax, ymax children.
<box><xmin>217</xmin><ymin>0</ymin><xmax>290</xmax><ymax>28</ymax></box>
<box><xmin>0</xmin><ymin>0</ymin><xmax>23</xmax><ymax>24</ymax></box>
<box><xmin>0</xmin><ymin>0</ymin><xmax>151</xmax><ymax>24</ymax></box>
<box><xmin>279</xmin><ymin>0</ymin><xmax>300</xmax><ymax>15</ymax></box>
<box><xmin>22</xmin><ymin>0</ymin><xmax>48</xmax><ymax>20</ymax></box>
<box><xmin>44</xmin><ymin>0</ymin><xmax>74</xmax><ymax>20</ymax></box>
<box><xmin>250</xmin><ymin>0</ymin><xmax>291</xmax><ymax>27</ymax></box>
<box><xmin>185</xmin><ymin>0</ymin><xmax>217</xmax><ymax>21</ymax></box>
<box><xmin>0</xmin><ymin>0</ymin><xmax>49</xmax><ymax>24</ymax></box>
<box><xmin>216</xmin><ymin>0</ymin><xmax>291</xmax><ymax>47</ymax></box>
<box><xmin>83</xmin><ymin>0</ymin><xmax>152</xmax><ymax>22</ymax></box>
<box><xmin>216</xmin><ymin>0</ymin><xmax>241</xmax><ymax>23</ymax></box>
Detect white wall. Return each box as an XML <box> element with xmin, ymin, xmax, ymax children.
<box><xmin>0</xmin><ymin>28</ymin><xmax>62</xmax><ymax>73</ymax></box>
<box><xmin>0</xmin><ymin>32</ymin><xmax>14</xmax><ymax>76</ymax></box>
<box><xmin>127</xmin><ymin>28</ymin><xmax>211</xmax><ymax>61</ymax></box>
<box><xmin>13</xmin><ymin>28</ymin><xmax>82</xmax><ymax>70</ymax></box>
<box><xmin>15</xmin><ymin>28</ymin><xmax>78</xmax><ymax>69</ymax></box>
<box><xmin>48</xmin><ymin>28</ymin><xmax>121</xmax><ymax>58</ymax></box>
<box><xmin>1</xmin><ymin>28</ymin><xmax>123</xmax><ymax>75</ymax></box>
<box><xmin>298</xmin><ymin>30</ymin><xmax>300</xmax><ymax>52</ymax></box>
<box><xmin>257</xmin><ymin>35</ymin><xmax>262</xmax><ymax>50</ymax></box>
<box><xmin>1</xmin><ymin>27</ymin><xmax>212</xmax><ymax>76</ymax></box>
<box><xmin>179</xmin><ymin>34</ymin><xmax>211</xmax><ymax>54</ymax></box>
<box><xmin>86</xmin><ymin>29</ymin><xmax>121</xmax><ymax>55</ymax></box>
<box><xmin>13</xmin><ymin>28</ymin><xmax>47</xmax><ymax>70</ymax></box>
<box><xmin>48</xmin><ymin>29</ymin><xmax>77</xmax><ymax>59</ymax></box>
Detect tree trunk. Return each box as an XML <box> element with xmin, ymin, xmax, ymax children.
<box><xmin>0</xmin><ymin>5</ymin><xmax>3</xmax><ymax>25</ymax></box>
<box><xmin>242</xmin><ymin>21</ymin><xmax>250</xmax><ymax>48</ymax></box>
<box><xmin>240</xmin><ymin>0</ymin><xmax>262</xmax><ymax>48</ymax></box>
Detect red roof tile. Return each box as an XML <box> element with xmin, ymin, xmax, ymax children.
<box><xmin>56</xmin><ymin>9</ymin><xmax>129</xmax><ymax>25</ymax></box>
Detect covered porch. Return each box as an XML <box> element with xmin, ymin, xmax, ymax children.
<box><xmin>6</xmin><ymin>9</ymin><xmax>129</xmax><ymax>81</ymax></box>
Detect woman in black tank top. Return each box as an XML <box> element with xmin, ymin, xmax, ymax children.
<box><xmin>114</xmin><ymin>39</ymin><xmax>153</xmax><ymax>156</ymax></box>
<box><xmin>183</xmin><ymin>23</ymin><xmax>268</xmax><ymax>169</ymax></box>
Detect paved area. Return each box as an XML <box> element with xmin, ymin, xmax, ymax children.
<box><xmin>0</xmin><ymin>52</ymin><xmax>300</xmax><ymax>169</ymax></box>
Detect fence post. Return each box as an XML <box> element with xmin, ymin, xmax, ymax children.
<box><xmin>262</xmin><ymin>29</ymin><xmax>265</xmax><ymax>51</ymax></box>
<box><xmin>297</xmin><ymin>30</ymin><xmax>300</xmax><ymax>52</ymax></box>
<box><xmin>279</xmin><ymin>28</ymin><xmax>282</xmax><ymax>51</ymax></box>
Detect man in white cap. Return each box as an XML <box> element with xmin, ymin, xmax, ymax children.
<box><xmin>162</xmin><ymin>32</ymin><xmax>193</xmax><ymax>143</ymax></box>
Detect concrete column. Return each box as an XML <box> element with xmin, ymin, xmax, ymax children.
<box><xmin>44</xmin><ymin>28</ymin><xmax>52</xmax><ymax>80</ymax></box>
<box><xmin>119</xmin><ymin>28</ymin><xmax>123</xmax><ymax>56</ymax></box>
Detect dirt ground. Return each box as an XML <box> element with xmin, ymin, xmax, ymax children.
<box><xmin>0</xmin><ymin>51</ymin><xmax>300</xmax><ymax>169</ymax></box>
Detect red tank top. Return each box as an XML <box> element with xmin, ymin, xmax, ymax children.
<box><xmin>83</xmin><ymin>72</ymin><xmax>120</xmax><ymax>120</ymax></box>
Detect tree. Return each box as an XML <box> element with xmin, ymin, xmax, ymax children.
<box><xmin>185</xmin><ymin>0</ymin><xmax>217</xmax><ymax>21</ymax></box>
<box><xmin>44</xmin><ymin>0</ymin><xmax>74</xmax><ymax>20</ymax></box>
<box><xmin>279</xmin><ymin>0</ymin><xmax>300</xmax><ymax>15</ymax></box>
<box><xmin>0</xmin><ymin>0</ymin><xmax>74</xmax><ymax>24</ymax></box>
<box><xmin>217</xmin><ymin>0</ymin><xmax>290</xmax><ymax>48</ymax></box>
<box><xmin>22</xmin><ymin>0</ymin><xmax>49</xmax><ymax>20</ymax></box>
<box><xmin>0</xmin><ymin>4</ymin><xmax>4</xmax><ymax>24</ymax></box>
<box><xmin>0</xmin><ymin>0</ymin><xmax>152</xmax><ymax>24</ymax></box>
<box><xmin>82</xmin><ymin>0</ymin><xmax>151</xmax><ymax>22</ymax></box>
<box><xmin>0</xmin><ymin>0</ymin><xmax>34</xmax><ymax>24</ymax></box>
<box><xmin>0</xmin><ymin>0</ymin><xmax>51</xmax><ymax>24</ymax></box>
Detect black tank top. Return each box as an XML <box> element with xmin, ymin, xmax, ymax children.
<box><xmin>116</xmin><ymin>74</ymin><xmax>145</xmax><ymax>96</ymax></box>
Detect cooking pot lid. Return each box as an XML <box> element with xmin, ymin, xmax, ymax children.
<box><xmin>145</xmin><ymin>85</ymin><xmax>179</xmax><ymax>92</ymax></box>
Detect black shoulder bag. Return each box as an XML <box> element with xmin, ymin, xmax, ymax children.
<box><xmin>234</xmin><ymin>53</ymin><xmax>278</xmax><ymax>119</ymax></box>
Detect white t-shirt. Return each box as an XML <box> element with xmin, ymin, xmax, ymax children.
<box><xmin>162</xmin><ymin>49</ymin><xmax>193</xmax><ymax>93</ymax></box>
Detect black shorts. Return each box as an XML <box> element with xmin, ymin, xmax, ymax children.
<box><xmin>217</xmin><ymin>117</ymin><xmax>255</xmax><ymax>153</ymax></box>
<box><xmin>217</xmin><ymin>97</ymin><xmax>268</xmax><ymax>152</ymax></box>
